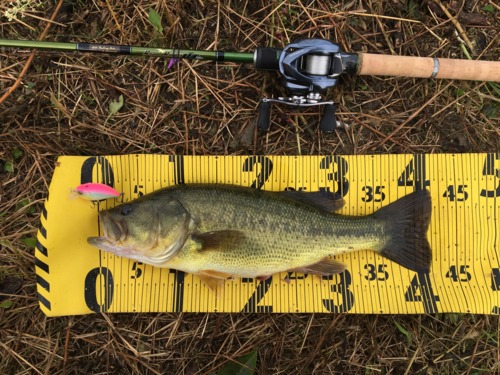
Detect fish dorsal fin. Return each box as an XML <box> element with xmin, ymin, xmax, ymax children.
<box><xmin>288</xmin><ymin>257</ymin><xmax>346</xmax><ymax>276</ymax></box>
<box><xmin>280</xmin><ymin>190</ymin><xmax>345</xmax><ymax>212</ymax></box>
<box><xmin>193</xmin><ymin>230</ymin><xmax>246</xmax><ymax>252</ymax></box>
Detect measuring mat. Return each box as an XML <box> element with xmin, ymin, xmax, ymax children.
<box><xmin>36</xmin><ymin>154</ymin><xmax>500</xmax><ymax>316</ymax></box>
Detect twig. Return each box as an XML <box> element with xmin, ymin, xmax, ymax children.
<box><xmin>0</xmin><ymin>0</ymin><xmax>65</xmax><ymax>106</ymax></box>
<box><xmin>464</xmin><ymin>338</ymin><xmax>481</xmax><ymax>375</ymax></box>
<box><xmin>105</xmin><ymin>0</ymin><xmax>122</xmax><ymax>31</ymax></box>
<box><xmin>0</xmin><ymin>341</ymin><xmax>43</xmax><ymax>375</ymax></box>
<box><xmin>435</xmin><ymin>0</ymin><xmax>474</xmax><ymax>52</ymax></box>
<box><xmin>294</xmin><ymin>115</ymin><xmax>301</xmax><ymax>155</ymax></box>
<box><xmin>63</xmin><ymin>318</ymin><xmax>72</xmax><ymax>374</ymax></box>
<box><xmin>11</xmin><ymin>11</ymin><xmax>65</xmax><ymax>27</ymax></box>
<box><xmin>377</xmin><ymin>81</ymin><xmax>454</xmax><ymax>147</ymax></box>
<box><xmin>369</xmin><ymin>0</ymin><xmax>396</xmax><ymax>55</ymax></box>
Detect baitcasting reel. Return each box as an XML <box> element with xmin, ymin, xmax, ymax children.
<box><xmin>254</xmin><ymin>39</ymin><xmax>358</xmax><ymax>132</ymax></box>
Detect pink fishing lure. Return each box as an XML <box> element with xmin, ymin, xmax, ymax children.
<box><xmin>71</xmin><ymin>183</ymin><xmax>121</xmax><ymax>201</ymax></box>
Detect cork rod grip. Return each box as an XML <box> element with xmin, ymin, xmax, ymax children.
<box><xmin>357</xmin><ymin>53</ymin><xmax>500</xmax><ymax>81</ymax></box>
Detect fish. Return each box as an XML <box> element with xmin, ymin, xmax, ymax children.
<box><xmin>70</xmin><ymin>183</ymin><xmax>122</xmax><ymax>201</ymax></box>
<box><xmin>87</xmin><ymin>184</ymin><xmax>432</xmax><ymax>281</ymax></box>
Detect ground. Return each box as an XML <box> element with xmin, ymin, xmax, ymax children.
<box><xmin>0</xmin><ymin>0</ymin><xmax>499</xmax><ymax>374</ymax></box>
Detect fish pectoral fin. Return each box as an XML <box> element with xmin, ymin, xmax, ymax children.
<box><xmin>288</xmin><ymin>257</ymin><xmax>346</xmax><ymax>276</ymax></box>
<box><xmin>280</xmin><ymin>190</ymin><xmax>345</xmax><ymax>212</ymax></box>
<box><xmin>193</xmin><ymin>230</ymin><xmax>246</xmax><ymax>252</ymax></box>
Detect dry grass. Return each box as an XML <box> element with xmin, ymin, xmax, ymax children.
<box><xmin>1</xmin><ymin>0</ymin><xmax>499</xmax><ymax>373</ymax></box>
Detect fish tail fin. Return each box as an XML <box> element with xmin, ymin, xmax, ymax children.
<box><xmin>373</xmin><ymin>190</ymin><xmax>432</xmax><ymax>273</ymax></box>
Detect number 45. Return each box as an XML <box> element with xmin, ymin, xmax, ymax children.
<box><xmin>443</xmin><ymin>185</ymin><xmax>468</xmax><ymax>202</ymax></box>
<box><xmin>445</xmin><ymin>265</ymin><xmax>472</xmax><ymax>282</ymax></box>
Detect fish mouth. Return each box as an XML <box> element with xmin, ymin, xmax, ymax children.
<box><xmin>99</xmin><ymin>211</ymin><xmax>127</xmax><ymax>242</ymax></box>
<box><xmin>87</xmin><ymin>211</ymin><xmax>128</xmax><ymax>250</ymax></box>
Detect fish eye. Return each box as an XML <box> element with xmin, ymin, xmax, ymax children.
<box><xmin>121</xmin><ymin>205</ymin><xmax>132</xmax><ymax>215</ymax></box>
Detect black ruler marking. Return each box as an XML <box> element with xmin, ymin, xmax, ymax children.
<box><xmin>35</xmin><ymin>258</ymin><xmax>49</xmax><ymax>274</ymax></box>
<box><xmin>414</xmin><ymin>155</ymin><xmax>439</xmax><ymax>314</ymax></box>
<box><xmin>36</xmin><ymin>274</ymin><xmax>50</xmax><ymax>292</ymax></box>
<box><xmin>172</xmin><ymin>270</ymin><xmax>185</xmax><ymax>312</ymax></box>
<box><xmin>36</xmin><ymin>240</ymin><xmax>47</xmax><ymax>257</ymax></box>
<box><xmin>37</xmin><ymin>292</ymin><xmax>51</xmax><ymax>310</ymax></box>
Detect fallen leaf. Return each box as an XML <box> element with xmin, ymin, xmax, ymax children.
<box><xmin>108</xmin><ymin>95</ymin><xmax>124</xmax><ymax>117</ymax></box>
<box><xmin>0</xmin><ymin>277</ymin><xmax>23</xmax><ymax>302</ymax></box>
<box><xmin>216</xmin><ymin>351</ymin><xmax>257</xmax><ymax>375</ymax></box>
<box><xmin>148</xmin><ymin>8</ymin><xmax>163</xmax><ymax>34</ymax></box>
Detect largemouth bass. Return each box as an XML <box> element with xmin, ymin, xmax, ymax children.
<box><xmin>87</xmin><ymin>184</ymin><xmax>432</xmax><ymax>280</ymax></box>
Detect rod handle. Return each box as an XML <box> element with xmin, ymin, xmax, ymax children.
<box><xmin>357</xmin><ymin>53</ymin><xmax>500</xmax><ymax>82</ymax></box>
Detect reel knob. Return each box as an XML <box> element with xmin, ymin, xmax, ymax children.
<box><xmin>257</xmin><ymin>100</ymin><xmax>271</xmax><ymax>131</ymax></box>
<box><xmin>319</xmin><ymin>104</ymin><xmax>337</xmax><ymax>133</ymax></box>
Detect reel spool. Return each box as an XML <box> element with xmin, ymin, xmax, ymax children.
<box><xmin>254</xmin><ymin>39</ymin><xmax>358</xmax><ymax>132</ymax></box>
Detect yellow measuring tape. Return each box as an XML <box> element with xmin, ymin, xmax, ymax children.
<box><xmin>36</xmin><ymin>154</ymin><xmax>499</xmax><ymax>316</ymax></box>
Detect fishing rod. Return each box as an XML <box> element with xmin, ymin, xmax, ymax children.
<box><xmin>1</xmin><ymin>38</ymin><xmax>499</xmax><ymax>132</ymax></box>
